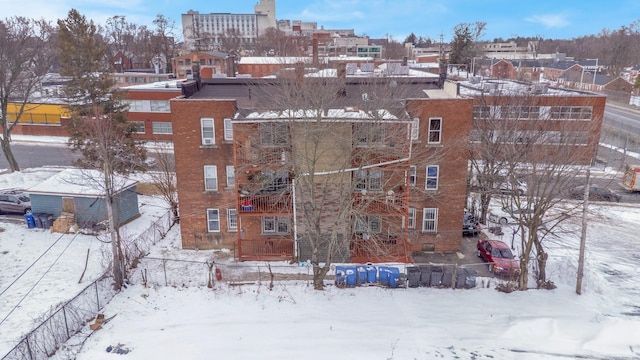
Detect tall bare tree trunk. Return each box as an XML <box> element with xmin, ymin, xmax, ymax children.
<box><xmin>0</xmin><ymin>136</ymin><xmax>20</xmax><ymax>172</ymax></box>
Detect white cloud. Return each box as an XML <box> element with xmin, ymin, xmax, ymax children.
<box><xmin>525</xmin><ymin>13</ymin><xmax>570</xmax><ymax>28</ymax></box>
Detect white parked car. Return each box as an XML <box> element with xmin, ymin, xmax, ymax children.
<box><xmin>488</xmin><ymin>204</ymin><xmax>536</xmax><ymax>224</ymax></box>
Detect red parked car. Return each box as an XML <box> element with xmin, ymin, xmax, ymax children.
<box><xmin>476</xmin><ymin>239</ymin><xmax>521</xmax><ymax>277</ymax></box>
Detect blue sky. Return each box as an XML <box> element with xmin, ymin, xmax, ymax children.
<box><xmin>1</xmin><ymin>0</ymin><xmax>638</xmax><ymax>42</ymax></box>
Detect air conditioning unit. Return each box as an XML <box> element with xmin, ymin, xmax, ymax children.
<box><xmin>203</xmin><ymin>138</ymin><xmax>213</xmax><ymax>145</ymax></box>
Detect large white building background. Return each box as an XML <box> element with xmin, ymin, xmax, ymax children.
<box><xmin>182</xmin><ymin>0</ymin><xmax>277</xmax><ymax>51</ymax></box>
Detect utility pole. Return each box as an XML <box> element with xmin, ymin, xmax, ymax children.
<box><xmin>576</xmin><ymin>168</ymin><xmax>590</xmax><ymax>295</ymax></box>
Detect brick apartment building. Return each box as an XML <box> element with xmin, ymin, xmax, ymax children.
<box><xmin>169</xmin><ymin>74</ymin><xmax>475</xmax><ymax>263</ymax></box>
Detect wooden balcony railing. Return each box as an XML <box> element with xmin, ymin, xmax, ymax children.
<box><xmin>239</xmin><ymin>238</ymin><xmax>295</xmax><ymax>261</ymax></box>
<box><xmin>350</xmin><ymin>237</ymin><xmax>410</xmax><ymax>263</ymax></box>
<box><xmin>238</xmin><ymin>192</ymin><xmax>293</xmax><ymax>214</ymax></box>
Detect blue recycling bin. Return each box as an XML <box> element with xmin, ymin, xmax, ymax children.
<box><xmin>366</xmin><ymin>266</ymin><xmax>377</xmax><ymax>284</ymax></box>
<box><xmin>356</xmin><ymin>266</ymin><xmax>367</xmax><ymax>285</ymax></box>
<box><xmin>335</xmin><ymin>266</ymin><xmax>347</xmax><ymax>287</ymax></box>
<box><xmin>345</xmin><ymin>267</ymin><xmax>357</xmax><ymax>286</ymax></box>
<box><xmin>378</xmin><ymin>266</ymin><xmax>391</xmax><ymax>286</ymax></box>
<box><xmin>388</xmin><ymin>267</ymin><xmax>401</xmax><ymax>288</ymax></box>
<box><xmin>24</xmin><ymin>211</ymin><xmax>35</xmax><ymax>228</ymax></box>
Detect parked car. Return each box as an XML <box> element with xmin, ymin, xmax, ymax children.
<box><xmin>569</xmin><ymin>185</ymin><xmax>621</xmax><ymax>202</ymax></box>
<box><xmin>497</xmin><ymin>179</ymin><xmax>528</xmax><ymax>195</ymax></box>
<box><xmin>476</xmin><ymin>239</ymin><xmax>521</xmax><ymax>277</ymax></box>
<box><xmin>463</xmin><ymin>210</ymin><xmax>481</xmax><ymax>236</ymax></box>
<box><xmin>488</xmin><ymin>204</ymin><xmax>536</xmax><ymax>224</ymax></box>
<box><xmin>0</xmin><ymin>189</ymin><xmax>32</xmax><ymax>214</ymax></box>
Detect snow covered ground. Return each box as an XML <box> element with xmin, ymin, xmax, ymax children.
<box><xmin>1</xmin><ymin>166</ymin><xmax>640</xmax><ymax>359</ymax></box>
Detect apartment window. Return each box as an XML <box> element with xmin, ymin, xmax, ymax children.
<box><xmin>204</xmin><ymin>165</ymin><xmax>218</xmax><ymax>191</ymax></box>
<box><xmin>262</xmin><ymin>216</ymin><xmax>290</xmax><ymax>234</ymax></box>
<box><xmin>207</xmin><ymin>209</ymin><xmax>220</xmax><ymax>232</ymax></box>
<box><xmin>472</xmin><ymin>106</ymin><xmax>490</xmax><ymax>119</ymax></box>
<box><xmin>152</xmin><ymin>122</ymin><xmax>172</xmax><ymax>134</ymax></box>
<box><xmin>425</xmin><ymin>166</ymin><xmax>439</xmax><ymax>190</ymax></box>
<box><xmin>428</xmin><ymin>118</ymin><xmax>442</xmax><ymax>144</ymax></box>
<box><xmin>150</xmin><ymin>100</ymin><xmax>170</xmax><ymax>112</ymax></box>
<box><xmin>223</xmin><ymin>118</ymin><xmax>233</xmax><ymax>141</ymax></box>
<box><xmin>125</xmin><ymin>100</ymin><xmax>144</xmax><ymax>112</ymax></box>
<box><xmin>422</xmin><ymin>208</ymin><xmax>438</xmax><ymax>232</ymax></box>
<box><xmin>227</xmin><ymin>209</ymin><xmax>237</xmax><ymax>231</ymax></box>
<box><xmin>226</xmin><ymin>165</ymin><xmax>235</xmax><ymax>187</ymax></box>
<box><xmin>201</xmin><ymin>118</ymin><xmax>215</xmax><ymax>145</ymax></box>
<box><xmin>409</xmin><ymin>166</ymin><xmax>416</xmax><ymax>186</ymax></box>
<box><xmin>131</xmin><ymin>121</ymin><xmax>145</xmax><ymax>134</ymax></box>
<box><xmin>411</xmin><ymin>118</ymin><xmax>420</xmax><ymax>140</ymax></box>
<box><xmin>408</xmin><ymin>208</ymin><xmax>416</xmax><ymax>229</ymax></box>
<box><xmin>260</xmin><ymin>122</ymin><xmax>289</xmax><ymax>145</ymax></box>
<box><xmin>355</xmin><ymin>169</ymin><xmax>382</xmax><ymax>191</ymax></box>
<box><xmin>258</xmin><ymin>170</ymin><xmax>290</xmax><ymax>192</ymax></box>
<box><xmin>354</xmin><ymin>216</ymin><xmax>382</xmax><ymax>234</ymax></box>
<box><xmin>354</xmin><ymin>123</ymin><xmax>384</xmax><ymax>146</ymax></box>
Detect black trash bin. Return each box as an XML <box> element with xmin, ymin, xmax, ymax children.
<box><xmin>406</xmin><ymin>267</ymin><xmax>421</xmax><ymax>288</ymax></box>
<box><xmin>464</xmin><ymin>268</ymin><xmax>477</xmax><ymax>289</ymax></box>
<box><xmin>418</xmin><ymin>265</ymin><xmax>431</xmax><ymax>287</ymax></box>
<box><xmin>440</xmin><ymin>266</ymin><xmax>454</xmax><ymax>287</ymax></box>
<box><xmin>429</xmin><ymin>266</ymin><xmax>443</xmax><ymax>287</ymax></box>
<box><xmin>39</xmin><ymin>214</ymin><xmax>50</xmax><ymax>230</ymax></box>
<box><xmin>33</xmin><ymin>213</ymin><xmax>43</xmax><ymax>228</ymax></box>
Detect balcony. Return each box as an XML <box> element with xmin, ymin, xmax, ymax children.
<box><xmin>239</xmin><ymin>238</ymin><xmax>294</xmax><ymax>261</ymax></box>
<box><xmin>236</xmin><ymin>145</ymin><xmax>291</xmax><ymax>168</ymax></box>
<box><xmin>349</xmin><ymin>236</ymin><xmax>410</xmax><ymax>263</ymax></box>
<box><xmin>351</xmin><ymin>191</ymin><xmax>408</xmax><ymax>214</ymax></box>
<box><xmin>238</xmin><ymin>192</ymin><xmax>293</xmax><ymax>214</ymax></box>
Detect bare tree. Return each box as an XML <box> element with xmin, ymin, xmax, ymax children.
<box><xmin>238</xmin><ymin>71</ymin><xmax>452</xmax><ymax>290</ymax></box>
<box><xmin>151</xmin><ymin>14</ymin><xmax>179</xmax><ymax>73</ymax></box>
<box><xmin>147</xmin><ymin>143</ymin><xmax>179</xmax><ymax>225</ymax></box>
<box><xmin>467</xmin><ymin>82</ymin><xmax>603</xmax><ymax>290</ymax></box>
<box><xmin>0</xmin><ymin>16</ymin><xmax>56</xmax><ymax>172</ymax></box>
<box><xmin>219</xmin><ymin>28</ymin><xmax>243</xmax><ymax>55</ymax></box>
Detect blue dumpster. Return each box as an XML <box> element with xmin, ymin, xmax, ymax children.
<box><xmin>378</xmin><ymin>266</ymin><xmax>391</xmax><ymax>286</ymax></box>
<box><xmin>345</xmin><ymin>267</ymin><xmax>357</xmax><ymax>286</ymax></box>
<box><xmin>366</xmin><ymin>266</ymin><xmax>377</xmax><ymax>284</ymax></box>
<box><xmin>388</xmin><ymin>267</ymin><xmax>401</xmax><ymax>288</ymax></box>
<box><xmin>356</xmin><ymin>266</ymin><xmax>367</xmax><ymax>285</ymax></box>
<box><xmin>24</xmin><ymin>211</ymin><xmax>35</xmax><ymax>228</ymax></box>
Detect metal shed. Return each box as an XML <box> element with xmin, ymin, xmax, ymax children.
<box><xmin>26</xmin><ymin>168</ymin><xmax>140</xmax><ymax>228</ymax></box>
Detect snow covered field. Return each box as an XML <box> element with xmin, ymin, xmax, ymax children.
<box><xmin>2</xmin><ymin>167</ymin><xmax>640</xmax><ymax>359</ymax></box>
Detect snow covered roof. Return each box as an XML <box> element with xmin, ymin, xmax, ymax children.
<box><xmin>241</xmin><ymin>108</ymin><xmax>399</xmax><ymax>122</ymax></box>
<box><xmin>27</xmin><ymin>168</ymin><xmax>138</xmax><ymax>198</ymax></box>
<box><xmin>238</xmin><ymin>57</ymin><xmax>314</xmax><ymax>65</ymax></box>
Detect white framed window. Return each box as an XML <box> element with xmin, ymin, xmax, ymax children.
<box><xmin>150</xmin><ymin>100</ymin><xmax>170</xmax><ymax>112</ymax></box>
<box><xmin>411</xmin><ymin>117</ymin><xmax>419</xmax><ymax>140</ymax></box>
<box><xmin>425</xmin><ymin>165</ymin><xmax>439</xmax><ymax>190</ymax></box>
<box><xmin>354</xmin><ymin>123</ymin><xmax>384</xmax><ymax>147</ymax></box>
<box><xmin>207</xmin><ymin>208</ymin><xmax>220</xmax><ymax>232</ymax></box>
<box><xmin>409</xmin><ymin>166</ymin><xmax>416</xmax><ymax>186</ymax></box>
<box><xmin>262</xmin><ymin>216</ymin><xmax>290</xmax><ymax>234</ymax></box>
<box><xmin>224</xmin><ymin>118</ymin><xmax>233</xmax><ymax>141</ymax></box>
<box><xmin>201</xmin><ymin>118</ymin><xmax>215</xmax><ymax>145</ymax></box>
<box><xmin>226</xmin><ymin>165</ymin><xmax>235</xmax><ymax>187</ymax></box>
<box><xmin>131</xmin><ymin>121</ymin><xmax>145</xmax><ymax>134</ymax></box>
<box><xmin>152</xmin><ymin>122</ymin><xmax>172</xmax><ymax>134</ymax></box>
<box><xmin>204</xmin><ymin>165</ymin><xmax>218</xmax><ymax>191</ymax></box>
<box><xmin>354</xmin><ymin>216</ymin><xmax>382</xmax><ymax>234</ymax></box>
<box><xmin>422</xmin><ymin>208</ymin><xmax>438</xmax><ymax>232</ymax></box>
<box><xmin>124</xmin><ymin>100</ymin><xmax>144</xmax><ymax>112</ymax></box>
<box><xmin>407</xmin><ymin>208</ymin><xmax>416</xmax><ymax>229</ymax></box>
<box><xmin>428</xmin><ymin>117</ymin><xmax>442</xmax><ymax>144</ymax></box>
<box><xmin>227</xmin><ymin>209</ymin><xmax>237</xmax><ymax>231</ymax></box>
<box><xmin>355</xmin><ymin>169</ymin><xmax>382</xmax><ymax>191</ymax></box>
<box><xmin>260</xmin><ymin>122</ymin><xmax>289</xmax><ymax>145</ymax></box>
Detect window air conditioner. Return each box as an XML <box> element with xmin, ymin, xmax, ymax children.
<box><xmin>203</xmin><ymin>138</ymin><xmax>213</xmax><ymax>145</ymax></box>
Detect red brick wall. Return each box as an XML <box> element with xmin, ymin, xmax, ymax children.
<box><xmin>406</xmin><ymin>98</ymin><xmax>474</xmax><ymax>253</ymax></box>
<box><xmin>171</xmin><ymin>98</ymin><xmax>238</xmax><ymax>249</ymax></box>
